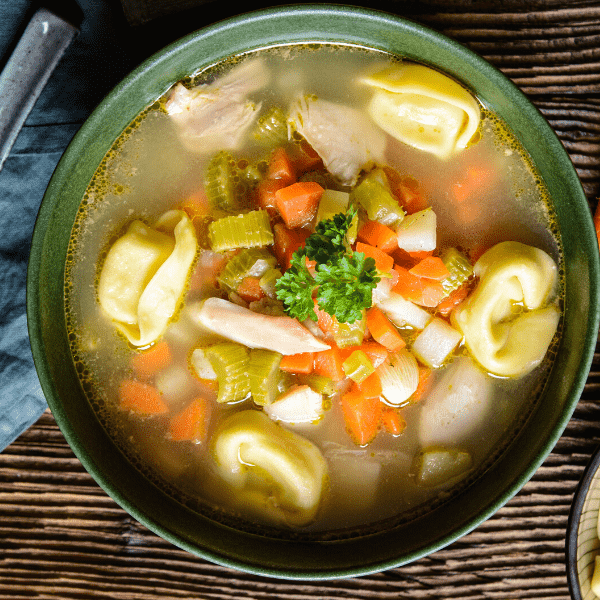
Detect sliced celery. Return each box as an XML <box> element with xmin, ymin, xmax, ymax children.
<box><xmin>252</xmin><ymin>105</ymin><xmax>289</xmax><ymax>146</ymax></box>
<box><xmin>301</xmin><ymin>374</ymin><xmax>337</xmax><ymax>396</ymax></box>
<box><xmin>208</xmin><ymin>210</ymin><xmax>274</xmax><ymax>252</ymax></box>
<box><xmin>248</xmin><ymin>349</ymin><xmax>283</xmax><ymax>406</ymax></box>
<box><xmin>315</xmin><ymin>189</ymin><xmax>350</xmax><ymax>223</ymax></box>
<box><xmin>440</xmin><ymin>247</ymin><xmax>473</xmax><ymax>295</ymax></box>
<box><xmin>205</xmin><ymin>342</ymin><xmax>250</xmax><ymax>403</ymax></box>
<box><xmin>259</xmin><ymin>267</ymin><xmax>283</xmax><ymax>299</ymax></box>
<box><xmin>332</xmin><ymin>313</ymin><xmax>366</xmax><ymax>348</ymax></box>
<box><xmin>217</xmin><ymin>248</ymin><xmax>277</xmax><ymax>292</ymax></box>
<box><xmin>342</xmin><ymin>350</ymin><xmax>374</xmax><ymax>384</ymax></box>
<box><xmin>204</xmin><ymin>151</ymin><xmax>246</xmax><ymax>212</ymax></box>
<box><xmin>350</xmin><ymin>169</ymin><xmax>405</xmax><ymax>227</ymax></box>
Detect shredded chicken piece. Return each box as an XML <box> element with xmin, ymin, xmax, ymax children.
<box><xmin>288</xmin><ymin>95</ymin><xmax>386</xmax><ymax>185</ymax></box>
<box><xmin>165</xmin><ymin>58</ymin><xmax>270</xmax><ymax>154</ymax></box>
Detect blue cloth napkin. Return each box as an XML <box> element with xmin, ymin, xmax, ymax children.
<box><xmin>0</xmin><ymin>0</ymin><xmax>132</xmax><ymax>451</ymax></box>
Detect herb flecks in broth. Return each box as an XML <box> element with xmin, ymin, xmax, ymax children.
<box><xmin>64</xmin><ymin>44</ymin><xmax>563</xmax><ymax>535</ymax></box>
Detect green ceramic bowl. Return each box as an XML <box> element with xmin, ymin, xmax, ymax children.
<box><xmin>27</xmin><ymin>4</ymin><xmax>599</xmax><ymax>579</ymax></box>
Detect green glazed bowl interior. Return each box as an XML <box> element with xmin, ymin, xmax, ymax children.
<box><xmin>27</xmin><ymin>4</ymin><xmax>600</xmax><ymax>579</ymax></box>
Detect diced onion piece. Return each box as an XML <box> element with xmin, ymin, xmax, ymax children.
<box><xmin>190</xmin><ymin>348</ymin><xmax>217</xmax><ymax>380</ymax></box>
<box><xmin>413</xmin><ymin>447</ymin><xmax>472</xmax><ymax>487</ymax></box>
<box><xmin>412</xmin><ymin>317</ymin><xmax>462</xmax><ymax>368</ymax></box>
<box><xmin>378</xmin><ymin>348</ymin><xmax>419</xmax><ymax>406</ymax></box>
<box><xmin>395</xmin><ymin>208</ymin><xmax>436</xmax><ymax>252</ymax></box>
<box><xmin>377</xmin><ymin>291</ymin><xmax>432</xmax><ymax>330</ymax></box>
<box><xmin>264</xmin><ymin>384</ymin><xmax>324</xmax><ymax>424</ymax></box>
<box><xmin>155</xmin><ymin>365</ymin><xmax>199</xmax><ymax>406</ymax></box>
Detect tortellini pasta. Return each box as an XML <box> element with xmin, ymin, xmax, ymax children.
<box><xmin>212</xmin><ymin>410</ymin><xmax>328</xmax><ymax>526</ymax></box>
<box><xmin>98</xmin><ymin>210</ymin><xmax>197</xmax><ymax>347</ymax></box>
<box><xmin>361</xmin><ymin>63</ymin><xmax>481</xmax><ymax>159</ymax></box>
<box><xmin>453</xmin><ymin>241</ymin><xmax>560</xmax><ymax>377</ymax></box>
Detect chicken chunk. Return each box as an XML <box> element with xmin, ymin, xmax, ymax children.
<box><xmin>287</xmin><ymin>95</ymin><xmax>386</xmax><ymax>186</ymax></box>
<box><xmin>165</xmin><ymin>58</ymin><xmax>270</xmax><ymax>154</ymax></box>
<box><xmin>191</xmin><ymin>297</ymin><xmax>330</xmax><ymax>355</ymax></box>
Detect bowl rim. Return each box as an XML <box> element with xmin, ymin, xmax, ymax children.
<box><xmin>567</xmin><ymin>444</ymin><xmax>600</xmax><ymax>599</ymax></box>
<box><xmin>27</xmin><ymin>3</ymin><xmax>600</xmax><ymax>580</ymax></box>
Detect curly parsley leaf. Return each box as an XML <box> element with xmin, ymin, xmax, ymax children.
<box><xmin>314</xmin><ymin>252</ymin><xmax>379</xmax><ymax>323</ymax></box>
<box><xmin>274</xmin><ymin>249</ymin><xmax>317</xmax><ymax>322</ymax></box>
<box><xmin>275</xmin><ymin>207</ymin><xmax>379</xmax><ymax>324</ymax></box>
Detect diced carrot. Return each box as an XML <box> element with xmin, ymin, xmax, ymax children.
<box><xmin>279</xmin><ymin>352</ymin><xmax>315</xmax><ymax>374</ymax></box>
<box><xmin>392</xmin><ymin>265</ymin><xmax>445</xmax><ymax>308</ymax></box>
<box><xmin>313</xmin><ymin>298</ymin><xmax>336</xmax><ymax>338</ymax></box>
<box><xmin>391</xmin><ymin>247</ymin><xmax>420</xmax><ymax>269</ymax></box>
<box><xmin>436</xmin><ymin>285</ymin><xmax>470</xmax><ymax>317</ymax></box>
<box><xmin>382</xmin><ymin>408</ymin><xmax>406</xmax><ymax>436</ymax></box>
<box><xmin>267</xmin><ymin>147</ymin><xmax>296</xmax><ymax>186</ymax></box>
<box><xmin>357</xmin><ymin>220</ymin><xmax>398</xmax><ymax>254</ymax></box>
<box><xmin>354</xmin><ymin>370</ymin><xmax>382</xmax><ymax>399</ymax></box>
<box><xmin>236</xmin><ymin>276</ymin><xmax>266</xmax><ymax>303</ymax></box>
<box><xmin>290</xmin><ymin>140</ymin><xmax>323</xmax><ymax>175</ymax></box>
<box><xmin>595</xmin><ymin>201</ymin><xmax>600</xmax><ymax>249</ymax></box>
<box><xmin>384</xmin><ymin>168</ymin><xmax>429</xmax><ymax>215</ymax></box>
<box><xmin>313</xmin><ymin>346</ymin><xmax>346</xmax><ymax>382</ymax></box>
<box><xmin>253</xmin><ymin>178</ymin><xmax>287</xmax><ymax>216</ymax></box>
<box><xmin>118</xmin><ymin>380</ymin><xmax>169</xmax><ymax>415</ymax></box>
<box><xmin>366</xmin><ymin>306</ymin><xmax>406</xmax><ymax>352</ymax></box>
<box><xmin>168</xmin><ymin>397</ymin><xmax>211</xmax><ymax>442</ymax></box>
<box><xmin>179</xmin><ymin>191</ymin><xmax>210</xmax><ymax>220</ymax></box>
<box><xmin>340</xmin><ymin>389</ymin><xmax>383</xmax><ymax>446</ymax></box>
<box><xmin>275</xmin><ymin>181</ymin><xmax>324</xmax><ymax>228</ymax></box>
<box><xmin>452</xmin><ymin>166</ymin><xmax>494</xmax><ymax>204</ymax></box>
<box><xmin>356</xmin><ymin>341</ymin><xmax>389</xmax><ymax>368</ymax></box>
<box><xmin>409</xmin><ymin>256</ymin><xmax>450</xmax><ymax>281</ymax></box>
<box><xmin>355</xmin><ymin>241</ymin><xmax>394</xmax><ymax>274</ymax></box>
<box><xmin>409</xmin><ymin>367</ymin><xmax>432</xmax><ymax>404</ymax></box>
<box><xmin>273</xmin><ymin>223</ymin><xmax>309</xmax><ymax>269</ymax></box>
<box><xmin>131</xmin><ymin>342</ymin><xmax>172</xmax><ymax>380</ymax></box>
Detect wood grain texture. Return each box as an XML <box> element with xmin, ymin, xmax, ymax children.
<box><xmin>3</xmin><ymin>1</ymin><xmax>600</xmax><ymax>598</ymax></box>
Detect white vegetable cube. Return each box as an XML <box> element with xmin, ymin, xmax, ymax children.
<box><xmin>412</xmin><ymin>317</ymin><xmax>462</xmax><ymax>368</ymax></box>
<box><xmin>377</xmin><ymin>291</ymin><xmax>432</xmax><ymax>330</ymax></box>
<box><xmin>264</xmin><ymin>385</ymin><xmax>324</xmax><ymax>424</ymax></box>
<box><xmin>395</xmin><ymin>208</ymin><xmax>436</xmax><ymax>252</ymax></box>
<box><xmin>418</xmin><ymin>356</ymin><xmax>493</xmax><ymax>447</ymax></box>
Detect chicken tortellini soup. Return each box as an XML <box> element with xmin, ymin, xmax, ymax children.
<box><xmin>65</xmin><ymin>44</ymin><xmax>563</xmax><ymax>534</ymax></box>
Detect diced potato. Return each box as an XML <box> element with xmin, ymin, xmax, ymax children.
<box><xmin>395</xmin><ymin>208</ymin><xmax>436</xmax><ymax>252</ymax></box>
<box><xmin>377</xmin><ymin>291</ymin><xmax>432</xmax><ymax>330</ymax></box>
<box><xmin>411</xmin><ymin>317</ymin><xmax>462</xmax><ymax>368</ymax></box>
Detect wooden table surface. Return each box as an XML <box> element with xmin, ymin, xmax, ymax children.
<box><xmin>2</xmin><ymin>1</ymin><xmax>600</xmax><ymax>598</ymax></box>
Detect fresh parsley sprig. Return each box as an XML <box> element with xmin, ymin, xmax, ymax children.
<box><xmin>275</xmin><ymin>207</ymin><xmax>380</xmax><ymax>324</ymax></box>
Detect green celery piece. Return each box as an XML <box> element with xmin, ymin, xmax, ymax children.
<box><xmin>205</xmin><ymin>342</ymin><xmax>250</xmax><ymax>403</ymax></box>
<box><xmin>204</xmin><ymin>151</ymin><xmax>247</xmax><ymax>212</ymax></box>
<box><xmin>208</xmin><ymin>210</ymin><xmax>274</xmax><ymax>252</ymax></box>
<box><xmin>252</xmin><ymin>105</ymin><xmax>289</xmax><ymax>146</ymax></box>
<box><xmin>440</xmin><ymin>248</ymin><xmax>474</xmax><ymax>295</ymax></box>
<box><xmin>301</xmin><ymin>374</ymin><xmax>337</xmax><ymax>396</ymax></box>
<box><xmin>342</xmin><ymin>350</ymin><xmax>374</xmax><ymax>384</ymax></box>
<box><xmin>332</xmin><ymin>312</ymin><xmax>366</xmax><ymax>348</ymax></box>
<box><xmin>248</xmin><ymin>349</ymin><xmax>283</xmax><ymax>406</ymax></box>
<box><xmin>351</xmin><ymin>168</ymin><xmax>405</xmax><ymax>227</ymax></box>
<box><xmin>259</xmin><ymin>267</ymin><xmax>283</xmax><ymax>299</ymax></box>
<box><xmin>217</xmin><ymin>248</ymin><xmax>277</xmax><ymax>292</ymax></box>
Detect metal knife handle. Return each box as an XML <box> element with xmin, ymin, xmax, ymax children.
<box><xmin>0</xmin><ymin>8</ymin><xmax>78</xmax><ymax>171</ymax></box>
